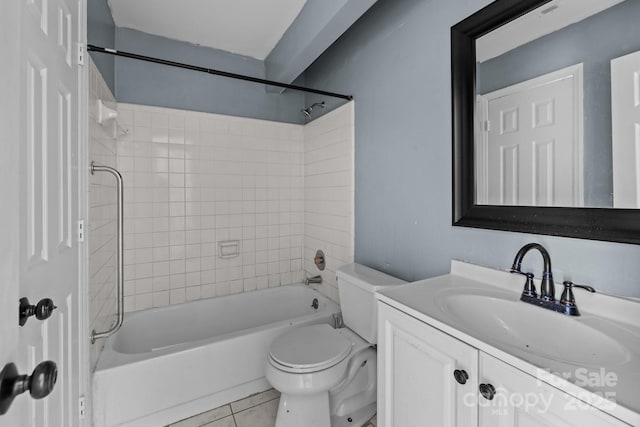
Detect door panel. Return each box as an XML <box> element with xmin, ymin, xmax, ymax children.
<box><xmin>378</xmin><ymin>303</ymin><xmax>478</xmax><ymax>427</ymax></box>
<box><xmin>0</xmin><ymin>2</ymin><xmax>22</xmax><ymax>426</ymax></box>
<box><xmin>611</xmin><ymin>50</ymin><xmax>640</xmax><ymax>208</ymax></box>
<box><xmin>479</xmin><ymin>65</ymin><xmax>583</xmax><ymax>207</ymax></box>
<box><xmin>1</xmin><ymin>0</ymin><xmax>83</xmax><ymax>424</ymax></box>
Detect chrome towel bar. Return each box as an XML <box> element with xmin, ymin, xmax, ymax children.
<box><xmin>90</xmin><ymin>161</ymin><xmax>124</xmax><ymax>344</ymax></box>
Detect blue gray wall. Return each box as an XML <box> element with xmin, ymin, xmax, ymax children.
<box><xmin>303</xmin><ymin>0</ymin><xmax>640</xmax><ymax>297</ymax></box>
<box><xmin>87</xmin><ymin>0</ymin><xmax>370</xmax><ymax>123</ymax></box>
<box><xmin>88</xmin><ymin>0</ymin><xmax>115</xmax><ymax>92</ymax></box>
<box><xmin>114</xmin><ymin>28</ymin><xmax>305</xmax><ymax>123</ymax></box>
<box><xmin>477</xmin><ymin>1</ymin><xmax>640</xmax><ymax>208</ymax></box>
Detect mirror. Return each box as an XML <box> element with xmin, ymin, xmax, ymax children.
<box><xmin>452</xmin><ymin>0</ymin><xmax>640</xmax><ymax>244</ymax></box>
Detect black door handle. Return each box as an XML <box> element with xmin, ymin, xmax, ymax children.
<box><xmin>0</xmin><ymin>361</ymin><xmax>57</xmax><ymax>415</ymax></box>
<box><xmin>19</xmin><ymin>297</ymin><xmax>57</xmax><ymax>326</ymax></box>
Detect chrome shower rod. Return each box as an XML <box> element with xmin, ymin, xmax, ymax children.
<box><xmin>87</xmin><ymin>44</ymin><xmax>354</xmax><ymax>101</ymax></box>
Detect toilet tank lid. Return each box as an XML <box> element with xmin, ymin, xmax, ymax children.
<box><xmin>336</xmin><ymin>263</ymin><xmax>406</xmax><ymax>291</ymax></box>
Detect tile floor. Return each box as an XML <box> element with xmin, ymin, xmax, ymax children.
<box><xmin>167</xmin><ymin>389</ymin><xmax>377</xmax><ymax>427</ymax></box>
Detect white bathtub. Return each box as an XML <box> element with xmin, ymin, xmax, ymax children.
<box><xmin>93</xmin><ymin>284</ymin><xmax>340</xmax><ymax>427</ymax></box>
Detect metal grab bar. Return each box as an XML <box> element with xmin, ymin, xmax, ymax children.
<box><xmin>90</xmin><ymin>161</ymin><xmax>124</xmax><ymax>344</ymax></box>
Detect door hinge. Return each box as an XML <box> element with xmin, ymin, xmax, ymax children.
<box><xmin>77</xmin><ymin>43</ymin><xmax>85</xmax><ymax>67</ymax></box>
<box><xmin>483</xmin><ymin>120</ymin><xmax>491</xmax><ymax>132</ymax></box>
<box><xmin>79</xmin><ymin>395</ymin><xmax>86</xmax><ymax>419</ymax></box>
<box><xmin>77</xmin><ymin>220</ymin><xmax>85</xmax><ymax>243</ymax></box>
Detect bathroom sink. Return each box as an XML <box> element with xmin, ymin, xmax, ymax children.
<box><xmin>435</xmin><ymin>290</ymin><xmax>631</xmax><ymax>367</ymax></box>
<box><xmin>377</xmin><ymin>260</ymin><xmax>640</xmax><ymax>425</ymax></box>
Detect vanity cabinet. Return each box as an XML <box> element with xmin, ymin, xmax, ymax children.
<box><xmin>377</xmin><ymin>302</ymin><xmax>630</xmax><ymax>427</ymax></box>
<box><xmin>377</xmin><ymin>302</ymin><xmax>479</xmax><ymax>427</ymax></box>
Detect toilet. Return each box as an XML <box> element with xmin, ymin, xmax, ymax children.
<box><xmin>265</xmin><ymin>263</ymin><xmax>406</xmax><ymax>427</ymax></box>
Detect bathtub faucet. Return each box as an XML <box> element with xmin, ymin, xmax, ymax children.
<box><xmin>305</xmin><ymin>275</ymin><xmax>322</xmax><ymax>286</ymax></box>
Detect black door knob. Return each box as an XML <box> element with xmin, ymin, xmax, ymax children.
<box><xmin>0</xmin><ymin>361</ymin><xmax>57</xmax><ymax>415</ymax></box>
<box><xmin>453</xmin><ymin>369</ymin><xmax>469</xmax><ymax>385</ymax></box>
<box><xmin>479</xmin><ymin>383</ymin><xmax>496</xmax><ymax>400</ymax></box>
<box><xmin>19</xmin><ymin>297</ymin><xmax>57</xmax><ymax>326</ymax></box>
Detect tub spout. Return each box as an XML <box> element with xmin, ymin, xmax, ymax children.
<box><xmin>305</xmin><ymin>275</ymin><xmax>322</xmax><ymax>286</ymax></box>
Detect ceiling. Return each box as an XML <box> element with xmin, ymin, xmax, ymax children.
<box><xmin>476</xmin><ymin>0</ymin><xmax>624</xmax><ymax>63</ymax></box>
<box><xmin>107</xmin><ymin>0</ymin><xmax>307</xmax><ymax>60</ymax></box>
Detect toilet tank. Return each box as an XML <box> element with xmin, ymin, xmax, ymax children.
<box><xmin>336</xmin><ymin>263</ymin><xmax>406</xmax><ymax>343</ymax></box>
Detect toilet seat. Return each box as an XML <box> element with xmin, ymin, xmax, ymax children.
<box><xmin>269</xmin><ymin>324</ymin><xmax>352</xmax><ymax>373</ymax></box>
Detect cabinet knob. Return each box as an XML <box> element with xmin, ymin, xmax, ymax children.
<box><xmin>453</xmin><ymin>369</ymin><xmax>469</xmax><ymax>385</ymax></box>
<box><xmin>479</xmin><ymin>383</ymin><xmax>496</xmax><ymax>400</ymax></box>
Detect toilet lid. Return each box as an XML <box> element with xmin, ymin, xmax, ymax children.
<box><xmin>269</xmin><ymin>324</ymin><xmax>352</xmax><ymax>372</ymax></box>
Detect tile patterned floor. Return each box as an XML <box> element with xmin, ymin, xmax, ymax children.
<box><xmin>167</xmin><ymin>389</ymin><xmax>377</xmax><ymax>427</ymax></box>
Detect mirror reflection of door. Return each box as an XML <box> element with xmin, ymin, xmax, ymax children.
<box><xmin>476</xmin><ymin>65</ymin><xmax>584</xmax><ymax>207</ymax></box>
<box><xmin>611</xmin><ymin>50</ymin><xmax>640</xmax><ymax>208</ymax></box>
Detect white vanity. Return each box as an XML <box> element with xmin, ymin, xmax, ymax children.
<box><xmin>376</xmin><ymin>261</ymin><xmax>640</xmax><ymax>427</ymax></box>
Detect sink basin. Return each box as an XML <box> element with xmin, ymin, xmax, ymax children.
<box><xmin>377</xmin><ymin>260</ymin><xmax>640</xmax><ymax>425</ymax></box>
<box><xmin>436</xmin><ymin>291</ymin><xmax>631</xmax><ymax>367</ymax></box>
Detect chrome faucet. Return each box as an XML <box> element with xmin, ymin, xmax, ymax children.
<box><xmin>510</xmin><ymin>243</ymin><xmax>595</xmax><ymax>316</ymax></box>
<box><xmin>305</xmin><ymin>275</ymin><xmax>323</xmax><ymax>286</ymax></box>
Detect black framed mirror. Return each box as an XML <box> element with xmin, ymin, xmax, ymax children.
<box><xmin>452</xmin><ymin>0</ymin><xmax>640</xmax><ymax>245</ymax></box>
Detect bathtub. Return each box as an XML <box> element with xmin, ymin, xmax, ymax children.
<box><xmin>92</xmin><ymin>284</ymin><xmax>340</xmax><ymax>427</ymax></box>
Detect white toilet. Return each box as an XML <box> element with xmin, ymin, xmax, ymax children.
<box><xmin>265</xmin><ymin>263</ymin><xmax>405</xmax><ymax>427</ymax></box>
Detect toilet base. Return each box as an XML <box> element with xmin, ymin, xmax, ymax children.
<box><xmin>268</xmin><ymin>329</ymin><xmax>378</xmax><ymax>427</ymax></box>
<box><xmin>275</xmin><ymin>393</ymin><xmax>375</xmax><ymax>427</ymax></box>
<box><xmin>275</xmin><ymin>392</ymin><xmax>331</xmax><ymax>427</ymax></box>
<box><xmin>330</xmin><ymin>402</ymin><xmax>376</xmax><ymax>427</ymax></box>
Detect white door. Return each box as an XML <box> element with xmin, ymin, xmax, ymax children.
<box><xmin>479</xmin><ymin>354</ymin><xmax>629</xmax><ymax>427</ymax></box>
<box><xmin>477</xmin><ymin>65</ymin><xmax>583</xmax><ymax>207</ymax></box>
<box><xmin>0</xmin><ymin>0</ymin><xmax>85</xmax><ymax>425</ymax></box>
<box><xmin>377</xmin><ymin>303</ymin><xmax>478</xmax><ymax>427</ymax></box>
<box><xmin>0</xmin><ymin>1</ymin><xmax>24</xmax><ymax>425</ymax></box>
<box><xmin>611</xmin><ymin>50</ymin><xmax>640</xmax><ymax>208</ymax></box>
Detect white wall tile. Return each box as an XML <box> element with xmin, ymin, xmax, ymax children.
<box><xmin>116</xmin><ymin>104</ymin><xmax>310</xmax><ymax>311</ymax></box>
<box><xmin>303</xmin><ymin>102</ymin><xmax>355</xmax><ymax>303</ymax></box>
<box><xmin>111</xmin><ymin>101</ymin><xmax>354</xmax><ymax>312</ymax></box>
<box><xmin>88</xmin><ymin>58</ymin><xmax>118</xmax><ymax>370</ymax></box>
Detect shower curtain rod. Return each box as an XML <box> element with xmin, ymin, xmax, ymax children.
<box><xmin>88</xmin><ymin>45</ymin><xmax>354</xmax><ymax>101</ymax></box>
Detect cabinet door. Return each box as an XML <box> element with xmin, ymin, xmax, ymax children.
<box><xmin>378</xmin><ymin>302</ymin><xmax>479</xmax><ymax>427</ymax></box>
<box><xmin>479</xmin><ymin>354</ymin><xmax>630</xmax><ymax>427</ymax></box>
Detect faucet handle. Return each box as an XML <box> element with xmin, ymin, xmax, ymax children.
<box><xmin>560</xmin><ymin>281</ymin><xmax>596</xmax><ymax>316</ymax></box>
<box><xmin>561</xmin><ymin>281</ymin><xmax>596</xmax><ymax>304</ymax></box>
<box><xmin>511</xmin><ymin>269</ymin><xmax>537</xmax><ymax>297</ymax></box>
<box><xmin>509</xmin><ymin>266</ymin><xmax>523</xmax><ymax>275</ymax></box>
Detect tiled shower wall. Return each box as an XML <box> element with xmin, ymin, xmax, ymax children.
<box><xmin>303</xmin><ymin>103</ymin><xmax>355</xmax><ymax>302</ymax></box>
<box><xmin>88</xmin><ymin>58</ymin><xmax>118</xmax><ymax>369</ymax></box>
<box><xmin>94</xmin><ymin>101</ymin><xmax>354</xmax><ymax>315</ymax></box>
<box><xmin>116</xmin><ymin>104</ymin><xmax>306</xmax><ymax>311</ymax></box>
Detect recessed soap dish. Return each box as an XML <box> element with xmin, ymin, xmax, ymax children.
<box><xmin>219</xmin><ymin>240</ymin><xmax>240</xmax><ymax>259</ymax></box>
